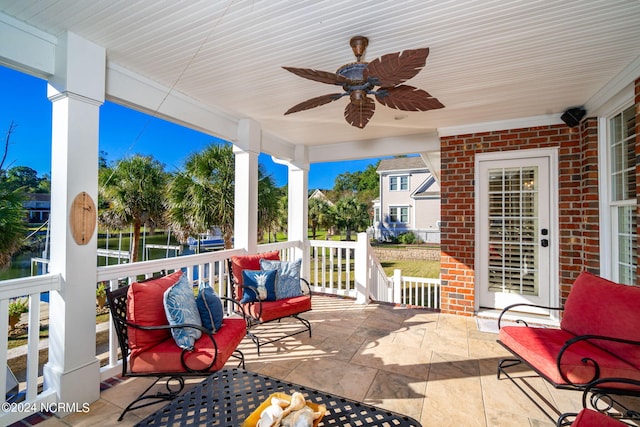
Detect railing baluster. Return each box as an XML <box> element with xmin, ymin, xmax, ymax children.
<box><xmin>26</xmin><ymin>293</ymin><xmax>40</xmax><ymax>401</ymax></box>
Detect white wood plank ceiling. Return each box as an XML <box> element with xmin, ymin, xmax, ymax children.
<box><xmin>1</xmin><ymin>0</ymin><xmax>640</xmax><ymax>150</ymax></box>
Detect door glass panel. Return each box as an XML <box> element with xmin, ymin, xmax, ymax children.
<box><xmin>487</xmin><ymin>166</ymin><xmax>539</xmax><ymax>296</ymax></box>
<box><xmin>617</xmin><ymin>206</ymin><xmax>637</xmax><ymax>284</ymax></box>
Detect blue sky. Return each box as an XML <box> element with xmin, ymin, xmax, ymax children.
<box><xmin>0</xmin><ymin>65</ymin><xmax>383</xmax><ymax>189</ymax></box>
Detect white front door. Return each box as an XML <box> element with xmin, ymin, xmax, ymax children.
<box><xmin>477</xmin><ymin>149</ymin><xmax>556</xmax><ymax>312</ymax></box>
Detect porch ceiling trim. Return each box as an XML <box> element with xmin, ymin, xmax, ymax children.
<box><xmin>105</xmin><ymin>62</ymin><xmax>239</xmax><ymax>143</ymax></box>
<box><xmin>308</xmin><ymin>132</ymin><xmax>441</xmax><ymax>163</ymax></box>
<box><xmin>438</xmin><ymin>114</ymin><xmax>563</xmax><ymax>138</ymax></box>
<box><xmin>0</xmin><ymin>13</ymin><xmax>56</xmax><ymax>77</ymax></box>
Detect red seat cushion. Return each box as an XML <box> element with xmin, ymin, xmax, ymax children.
<box><xmin>127</xmin><ymin>271</ymin><xmax>183</xmax><ymax>352</ymax></box>
<box><xmin>130</xmin><ymin>317</ymin><xmax>247</xmax><ymax>373</ymax></box>
<box><xmin>244</xmin><ymin>295</ymin><xmax>312</xmax><ymax>323</ymax></box>
<box><xmin>561</xmin><ymin>272</ymin><xmax>640</xmax><ymax>368</ymax></box>
<box><xmin>499</xmin><ymin>326</ymin><xmax>640</xmax><ymax>386</ymax></box>
<box><xmin>572</xmin><ymin>409</ymin><xmax>627</xmax><ymax>427</ymax></box>
<box><xmin>231</xmin><ymin>251</ymin><xmax>280</xmax><ymax>298</ymax></box>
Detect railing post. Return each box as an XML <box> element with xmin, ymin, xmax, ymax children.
<box><xmin>393</xmin><ymin>269</ymin><xmax>402</xmax><ymax>304</ymax></box>
<box><xmin>354</xmin><ymin>233</ymin><xmax>369</xmax><ymax>304</ymax></box>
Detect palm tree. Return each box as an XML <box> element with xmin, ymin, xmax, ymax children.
<box><xmin>332</xmin><ymin>196</ymin><xmax>369</xmax><ymax>240</ymax></box>
<box><xmin>0</xmin><ymin>122</ymin><xmax>27</xmax><ymax>269</ymax></box>
<box><xmin>99</xmin><ymin>155</ymin><xmax>167</xmax><ymax>262</ymax></box>
<box><xmin>308</xmin><ymin>197</ymin><xmax>331</xmax><ymax>239</ymax></box>
<box><xmin>166</xmin><ymin>143</ymin><xmax>235</xmax><ymax>249</ymax></box>
<box><xmin>258</xmin><ymin>167</ymin><xmax>283</xmax><ymax>243</ymax></box>
<box><xmin>0</xmin><ymin>187</ymin><xmax>26</xmax><ymax>269</ymax></box>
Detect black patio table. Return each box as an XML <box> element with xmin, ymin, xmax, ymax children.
<box><xmin>134</xmin><ymin>368</ymin><xmax>422</xmax><ymax>426</ymax></box>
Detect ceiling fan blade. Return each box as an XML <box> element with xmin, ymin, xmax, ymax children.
<box><xmin>344</xmin><ymin>96</ymin><xmax>375</xmax><ymax>129</ymax></box>
<box><xmin>375</xmin><ymin>85</ymin><xmax>445</xmax><ymax>111</ymax></box>
<box><xmin>284</xmin><ymin>93</ymin><xmax>344</xmax><ymax>115</ymax></box>
<box><xmin>364</xmin><ymin>48</ymin><xmax>429</xmax><ymax>87</ymax></box>
<box><xmin>282</xmin><ymin>66</ymin><xmax>347</xmax><ymax>85</ymax></box>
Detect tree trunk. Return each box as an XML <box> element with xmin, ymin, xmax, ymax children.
<box><xmin>223</xmin><ymin>229</ymin><xmax>233</xmax><ymax>250</ymax></box>
<box><xmin>131</xmin><ymin>219</ymin><xmax>141</xmax><ymax>262</ymax></box>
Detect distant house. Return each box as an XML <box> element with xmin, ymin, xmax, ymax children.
<box><xmin>23</xmin><ymin>193</ymin><xmax>51</xmax><ymax>224</ymax></box>
<box><xmin>374</xmin><ymin>157</ymin><xmax>440</xmax><ymax>242</ymax></box>
<box><xmin>309</xmin><ymin>189</ymin><xmax>334</xmax><ymax>206</ymax></box>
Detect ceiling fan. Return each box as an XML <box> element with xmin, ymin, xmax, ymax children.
<box><xmin>283</xmin><ymin>36</ymin><xmax>444</xmax><ymax>129</ymax></box>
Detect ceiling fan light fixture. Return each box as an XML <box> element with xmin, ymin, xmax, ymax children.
<box><xmin>350</xmin><ymin>90</ymin><xmax>367</xmax><ymax>105</ymax></box>
<box><xmin>349</xmin><ymin>36</ymin><xmax>369</xmax><ymax>61</ymax></box>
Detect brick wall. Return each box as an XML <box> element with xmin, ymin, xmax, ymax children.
<box><xmin>440</xmin><ymin>123</ymin><xmax>597</xmax><ymax>316</ymax></box>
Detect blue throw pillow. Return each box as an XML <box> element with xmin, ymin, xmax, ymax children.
<box><xmin>163</xmin><ymin>274</ymin><xmax>202</xmax><ymax>349</ymax></box>
<box><xmin>260</xmin><ymin>259</ymin><xmax>303</xmax><ymax>299</ymax></box>
<box><xmin>241</xmin><ymin>269</ymin><xmax>277</xmax><ymax>303</ymax></box>
<box><xmin>196</xmin><ymin>285</ymin><xmax>224</xmax><ymax>333</ymax></box>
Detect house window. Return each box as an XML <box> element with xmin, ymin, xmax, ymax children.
<box><xmin>608</xmin><ymin>105</ymin><xmax>637</xmax><ymax>284</ymax></box>
<box><xmin>389</xmin><ymin>175</ymin><xmax>409</xmax><ymax>191</ymax></box>
<box><xmin>389</xmin><ymin>206</ymin><xmax>409</xmax><ymax>223</ymax></box>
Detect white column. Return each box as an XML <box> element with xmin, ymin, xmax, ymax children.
<box><xmin>43</xmin><ymin>32</ymin><xmax>105</xmax><ymax>413</ymax></box>
<box><xmin>287</xmin><ymin>145</ymin><xmax>310</xmax><ymax>275</ymax></box>
<box><xmin>354</xmin><ymin>232</ymin><xmax>370</xmax><ymax>304</ymax></box>
<box><xmin>233</xmin><ymin>119</ymin><xmax>260</xmax><ymax>253</ymax></box>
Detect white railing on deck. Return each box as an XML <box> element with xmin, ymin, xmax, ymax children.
<box><xmin>0</xmin><ymin>274</ymin><xmax>60</xmax><ymax>426</ymax></box>
<box><xmin>391</xmin><ymin>270</ymin><xmax>441</xmax><ymax>309</ymax></box>
<box><xmin>308</xmin><ymin>236</ymin><xmax>441</xmax><ymax>308</ymax></box>
<box><xmin>309</xmin><ymin>240</ymin><xmax>357</xmax><ymax>297</ymax></box>
<box><xmin>257</xmin><ymin>241</ymin><xmax>300</xmax><ymax>261</ymax></box>
<box><xmin>367</xmin><ymin>246</ymin><xmax>393</xmax><ymax>303</ymax></box>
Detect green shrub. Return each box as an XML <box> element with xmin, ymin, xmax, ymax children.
<box><xmin>9</xmin><ymin>298</ymin><xmax>28</xmax><ymax>316</ymax></box>
<box><xmin>397</xmin><ymin>232</ymin><xmax>416</xmax><ymax>244</ymax></box>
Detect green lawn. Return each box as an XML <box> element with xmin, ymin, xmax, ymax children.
<box><xmin>380</xmin><ymin>260</ymin><xmax>440</xmax><ymax>278</ymax></box>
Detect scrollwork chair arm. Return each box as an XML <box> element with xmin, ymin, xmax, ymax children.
<box><xmin>220</xmin><ymin>295</ymin><xmax>248</xmax><ymax>320</ymax></box>
<box><xmin>557</xmin><ymin>335</ymin><xmax>640</xmax><ymax>387</ymax></box>
<box><xmin>300</xmin><ymin>278</ymin><xmax>312</xmax><ymax>297</ymax></box>
<box><xmin>498</xmin><ymin>303</ymin><xmax>563</xmax><ymax>329</ymax></box>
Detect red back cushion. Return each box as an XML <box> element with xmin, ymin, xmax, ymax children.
<box><xmin>127</xmin><ymin>270</ymin><xmax>183</xmax><ymax>352</ymax></box>
<box><xmin>561</xmin><ymin>271</ymin><xmax>640</xmax><ymax>361</ymax></box>
<box><xmin>231</xmin><ymin>251</ymin><xmax>280</xmax><ymax>298</ymax></box>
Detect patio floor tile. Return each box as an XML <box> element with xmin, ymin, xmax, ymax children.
<box><xmin>29</xmin><ymin>295</ymin><xmax>614</xmax><ymax>426</ymax></box>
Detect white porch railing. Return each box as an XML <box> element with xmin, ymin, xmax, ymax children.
<box><xmin>309</xmin><ymin>239</ymin><xmax>357</xmax><ymax>297</ymax></box>
<box><xmin>390</xmin><ymin>270</ymin><xmax>441</xmax><ymax>309</ymax></box>
<box><xmin>0</xmin><ymin>274</ymin><xmax>60</xmax><ymax>426</ymax></box>
<box><xmin>309</xmin><ymin>235</ymin><xmax>441</xmax><ymax>309</ymax></box>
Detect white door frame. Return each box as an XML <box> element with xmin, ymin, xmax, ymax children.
<box><xmin>474</xmin><ymin>148</ymin><xmax>560</xmax><ymax>319</ymax></box>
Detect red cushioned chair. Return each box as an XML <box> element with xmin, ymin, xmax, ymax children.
<box><xmin>228</xmin><ymin>251</ymin><xmax>312</xmax><ymax>355</ymax></box>
<box><xmin>106</xmin><ymin>271</ymin><xmax>247</xmax><ymax>421</ymax></box>
<box><xmin>497</xmin><ymin>271</ymin><xmax>640</xmax><ymax>423</ymax></box>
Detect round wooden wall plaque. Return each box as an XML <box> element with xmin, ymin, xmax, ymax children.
<box><xmin>69</xmin><ymin>191</ymin><xmax>96</xmax><ymax>245</ymax></box>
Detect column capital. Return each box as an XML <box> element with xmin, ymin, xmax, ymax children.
<box><xmin>234</xmin><ymin>118</ymin><xmax>261</xmax><ymax>155</ymax></box>
<box><xmin>47</xmin><ymin>31</ymin><xmax>106</xmax><ymax>104</ymax></box>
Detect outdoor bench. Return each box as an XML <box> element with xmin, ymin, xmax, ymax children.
<box><xmin>497</xmin><ymin>271</ymin><xmax>640</xmax><ymax>421</ymax></box>
<box><xmin>106</xmin><ymin>270</ymin><xmax>246</xmax><ymax>421</ymax></box>
<box><xmin>229</xmin><ymin>251</ymin><xmax>312</xmax><ymax>355</ymax></box>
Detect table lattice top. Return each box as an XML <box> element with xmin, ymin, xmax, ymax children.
<box><xmin>135</xmin><ymin>368</ymin><xmax>422</xmax><ymax>427</ymax></box>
